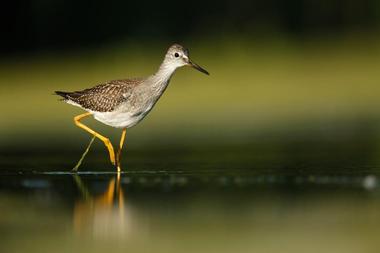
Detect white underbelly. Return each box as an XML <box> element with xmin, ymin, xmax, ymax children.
<box><xmin>92</xmin><ymin>102</ymin><xmax>154</xmax><ymax>128</ymax></box>
<box><xmin>93</xmin><ymin>110</ymin><xmax>146</xmax><ymax>128</ymax></box>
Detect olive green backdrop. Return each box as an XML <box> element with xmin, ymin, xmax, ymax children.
<box><xmin>1</xmin><ymin>0</ymin><xmax>380</xmax><ymax>158</ymax></box>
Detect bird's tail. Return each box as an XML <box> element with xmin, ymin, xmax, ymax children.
<box><xmin>55</xmin><ymin>91</ymin><xmax>71</xmax><ymax>100</ymax></box>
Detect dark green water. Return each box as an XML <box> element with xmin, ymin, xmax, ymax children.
<box><xmin>1</xmin><ymin>146</ymin><xmax>380</xmax><ymax>253</ymax></box>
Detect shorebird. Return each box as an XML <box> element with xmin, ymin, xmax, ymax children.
<box><xmin>56</xmin><ymin>44</ymin><xmax>209</xmax><ymax>172</ymax></box>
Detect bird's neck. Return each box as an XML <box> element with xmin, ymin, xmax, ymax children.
<box><xmin>148</xmin><ymin>60</ymin><xmax>177</xmax><ymax>91</ymax></box>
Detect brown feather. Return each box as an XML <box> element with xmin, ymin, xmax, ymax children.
<box><xmin>55</xmin><ymin>78</ymin><xmax>142</xmax><ymax>112</ymax></box>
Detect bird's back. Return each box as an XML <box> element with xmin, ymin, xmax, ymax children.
<box><xmin>55</xmin><ymin>78</ymin><xmax>143</xmax><ymax>112</ymax></box>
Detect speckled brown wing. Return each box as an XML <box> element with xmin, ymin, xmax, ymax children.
<box><xmin>56</xmin><ymin>79</ymin><xmax>142</xmax><ymax>112</ymax></box>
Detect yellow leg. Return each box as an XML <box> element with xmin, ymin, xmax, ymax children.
<box><xmin>72</xmin><ymin>135</ymin><xmax>96</xmax><ymax>171</ymax></box>
<box><xmin>74</xmin><ymin>112</ymin><xmax>116</xmax><ymax>165</ymax></box>
<box><xmin>116</xmin><ymin>128</ymin><xmax>127</xmax><ymax>172</ymax></box>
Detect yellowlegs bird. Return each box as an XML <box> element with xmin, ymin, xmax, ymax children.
<box><xmin>56</xmin><ymin>44</ymin><xmax>209</xmax><ymax>172</ymax></box>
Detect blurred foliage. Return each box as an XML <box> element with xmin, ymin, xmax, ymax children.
<box><xmin>1</xmin><ymin>0</ymin><xmax>380</xmax><ymax>154</ymax></box>
<box><xmin>1</xmin><ymin>36</ymin><xmax>380</xmax><ymax>151</ymax></box>
<box><xmin>2</xmin><ymin>0</ymin><xmax>380</xmax><ymax>54</ymax></box>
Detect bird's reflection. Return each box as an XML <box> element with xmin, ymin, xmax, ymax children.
<box><xmin>72</xmin><ymin>173</ymin><xmax>135</xmax><ymax>239</ymax></box>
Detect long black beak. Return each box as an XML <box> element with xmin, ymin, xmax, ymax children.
<box><xmin>188</xmin><ymin>60</ymin><xmax>209</xmax><ymax>75</ymax></box>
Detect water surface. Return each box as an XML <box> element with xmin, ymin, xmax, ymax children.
<box><xmin>1</xmin><ymin>147</ymin><xmax>380</xmax><ymax>253</ymax></box>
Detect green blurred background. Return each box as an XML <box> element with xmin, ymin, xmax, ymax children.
<box><xmin>2</xmin><ymin>3</ymin><xmax>380</xmax><ymax>252</ymax></box>
<box><xmin>2</xmin><ymin>0</ymin><xmax>380</xmax><ymax>158</ymax></box>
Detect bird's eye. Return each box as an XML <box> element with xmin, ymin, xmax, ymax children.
<box><xmin>174</xmin><ymin>53</ymin><xmax>179</xmax><ymax>58</ymax></box>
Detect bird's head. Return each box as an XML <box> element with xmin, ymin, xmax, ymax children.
<box><xmin>164</xmin><ymin>44</ymin><xmax>209</xmax><ymax>75</ymax></box>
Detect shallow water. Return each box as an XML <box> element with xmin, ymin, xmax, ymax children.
<box><xmin>1</xmin><ymin>147</ymin><xmax>380</xmax><ymax>253</ymax></box>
